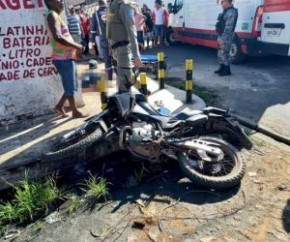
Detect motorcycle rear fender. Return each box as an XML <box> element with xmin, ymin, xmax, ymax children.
<box><xmin>205</xmin><ymin>112</ymin><xmax>253</xmax><ymax>150</ymax></box>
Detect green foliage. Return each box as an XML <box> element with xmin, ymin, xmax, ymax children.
<box><xmin>0</xmin><ymin>201</ymin><xmax>17</xmax><ymax>222</ymax></box>
<box><xmin>0</xmin><ymin>176</ymin><xmax>62</xmax><ymax>224</ymax></box>
<box><xmin>81</xmin><ymin>174</ymin><xmax>110</xmax><ymax>201</ymax></box>
<box><xmin>165</xmin><ymin>77</ymin><xmax>217</xmax><ymax>106</ymax></box>
<box><xmin>63</xmin><ymin>196</ymin><xmax>82</xmax><ymax>214</ymax></box>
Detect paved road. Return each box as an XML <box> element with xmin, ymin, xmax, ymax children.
<box><xmin>147</xmin><ymin>44</ymin><xmax>290</xmax><ymax>139</ymax></box>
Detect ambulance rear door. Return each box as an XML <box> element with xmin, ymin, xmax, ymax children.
<box><xmin>261</xmin><ymin>0</ymin><xmax>290</xmax><ymax>56</ymax></box>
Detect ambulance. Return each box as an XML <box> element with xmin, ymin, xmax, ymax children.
<box><xmin>137</xmin><ymin>0</ymin><xmax>265</xmax><ymax>63</ymax></box>
<box><xmin>260</xmin><ymin>0</ymin><xmax>290</xmax><ymax>56</ymax></box>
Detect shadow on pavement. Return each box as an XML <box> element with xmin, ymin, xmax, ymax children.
<box><xmin>0</xmin><ymin>114</ymin><xmax>73</xmax><ymax>156</ymax></box>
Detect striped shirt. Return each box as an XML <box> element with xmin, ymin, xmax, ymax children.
<box><xmin>67</xmin><ymin>15</ymin><xmax>81</xmax><ymax>35</ymax></box>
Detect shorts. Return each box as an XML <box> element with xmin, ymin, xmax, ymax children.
<box><xmin>153</xmin><ymin>25</ymin><xmax>164</xmax><ymax>38</ymax></box>
<box><xmin>53</xmin><ymin>59</ymin><xmax>78</xmax><ymax>96</ymax></box>
<box><xmin>137</xmin><ymin>31</ymin><xmax>144</xmax><ymax>44</ymax></box>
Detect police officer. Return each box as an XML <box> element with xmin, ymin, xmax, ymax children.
<box><xmin>107</xmin><ymin>0</ymin><xmax>142</xmax><ymax>93</ymax></box>
<box><xmin>215</xmin><ymin>0</ymin><xmax>238</xmax><ymax>76</ymax></box>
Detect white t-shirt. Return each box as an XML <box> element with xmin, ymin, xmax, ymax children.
<box><xmin>153</xmin><ymin>8</ymin><xmax>165</xmax><ymax>25</ymax></box>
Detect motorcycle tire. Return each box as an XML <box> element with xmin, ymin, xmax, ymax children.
<box><xmin>43</xmin><ymin>126</ymin><xmax>104</xmax><ymax>161</ymax></box>
<box><xmin>178</xmin><ymin>136</ymin><xmax>245</xmax><ymax>189</ymax></box>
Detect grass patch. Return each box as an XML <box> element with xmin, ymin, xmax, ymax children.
<box><xmin>0</xmin><ymin>175</ymin><xmax>62</xmax><ymax>224</ymax></box>
<box><xmin>165</xmin><ymin>77</ymin><xmax>218</xmax><ymax>106</ymax></box>
<box><xmin>62</xmin><ymin>195</ymin><xmax>82</xmax><ymax>214</ymax></box>
<box><xmin>81</xmin><ymin>174</ymin><xmax>110</xmax><ymax>202</ymax></box>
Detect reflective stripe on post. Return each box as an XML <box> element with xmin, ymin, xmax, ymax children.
<box><xmin>140</xmin><ymin>72</ymin><xmax>148</xmax><ymax>100</ymax></box>
<box><xmin>185</xmin><ymin>59</ymin><xmax>194</xmax><ymax>104</ymax></box>
<box><xmin>99</xmin><ymin>79</ymin><xmax>107</xmax><ymax>110</ymax></box>
<box><xmin>158</xmin><ymin>52</ymin><xmax>166</xmax><ymax>89</ymax></box>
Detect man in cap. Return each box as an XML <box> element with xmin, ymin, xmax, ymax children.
<box><xmin>106</xmin><ymin>0</ymin><xmax>142</xmax><ymax>93</ymax></box>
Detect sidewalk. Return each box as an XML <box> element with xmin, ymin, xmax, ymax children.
<box><xmin>0</xmin><ymin>62</ymin><xmax>205</xmax><ymax>190</ymax></box>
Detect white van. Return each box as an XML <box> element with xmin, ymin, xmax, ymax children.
<box><xmin>165</xmin><ymin>0</ymin><xmax>265</xmax><ymax>63</ymax></box>
<box><xmin>260</xmin><ymin>0</ymin><xmax>290</xmax><ymax>56</ymax></box>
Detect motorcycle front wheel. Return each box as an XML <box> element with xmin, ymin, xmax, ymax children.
<box><xmin>43</xmin><ymin>125</ymin><xmax>105</xmax><ymax>161</ymax></box>
<box><xmin>178</xmin><ymin>136</ymin><xmax>245</xmax><ymax>189</ymax></box>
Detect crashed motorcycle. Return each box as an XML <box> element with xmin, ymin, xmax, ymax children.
<box><xmin>44</xmin><ymin>92</ymin><xmax>252</xmax><ymax>189</ymax></box>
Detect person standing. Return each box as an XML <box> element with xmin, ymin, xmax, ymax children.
<box><xmin>106</xmin><ymin>0</ymin><xmax>142</xmax><ymax>93</ymax></box>
<box><xmin>134</xmin><ymin>7</ymin><xmax>146</xmax><ymax>52</ymax></box>
<box><xmin>151</xmin><ymin>0</ymin><xmax>168</xmax><ymax>47</ymax></box>
<box><xmin>67</xmin><ymin>8</ymin><xmax>83</xmax><ymax>44</ymax></box>
<box><xmin>91</xmin><ymin>0</ymin><xmax>114</xmax><ymax>81</ymax></box>
<box><xmin>80</xmin><ymin>10</ymin><xmax>90</xmax><ymax>55</ymax></box>
<box><xmin>44</xmin><ymin>0</ymin><xmax>88</xmax><ymax>118</ymax></box>
<box><xmin>141</xmin><ymin>4</ymin><xmax>154</xmax><ymax>49</ymax></box>
<box><xmin>215</xmin><ymin>0</ymin><xmax>238</xmax><ymax>76</ymax></box>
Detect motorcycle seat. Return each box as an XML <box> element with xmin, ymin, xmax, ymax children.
<box><xmin>185</xmin><ymin>114</ymin><xmax>208</xmax><ymax>124</ymax></box>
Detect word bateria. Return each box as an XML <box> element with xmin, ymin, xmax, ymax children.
<box><xmin>0</xmin><ymin>0</ymin><xmax>43</xmax><ymax>10</ymax></box>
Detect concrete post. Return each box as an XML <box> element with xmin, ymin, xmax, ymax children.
<box><xmin>158</xmin><ymin>52</ymin><xmax>166</xmax><ymax>90</ymax></box>
<box><xmin>99</xmin><ymin>79</ymin><xmax>107</xmax><ymax>110</ymax></box>
<box><xmin>185</xmin><ymin>59</ymin><xmax>194</xmax><ymax>104</ymax></box>
<box><xmin>140</xmin><ymin>72</ymin><xmax>148</xmax><ymax>100</ymax></box>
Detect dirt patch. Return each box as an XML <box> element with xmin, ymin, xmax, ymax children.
<box><xmin>1</xmin><ymin>132</ymin><xmax>289</xmax><ymax>242</ymax></box>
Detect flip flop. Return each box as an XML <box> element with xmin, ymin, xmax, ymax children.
<box><xmin>53</xmin><ymin>108</ymin><xmax>69</xmax><ymax>118</ymax></box>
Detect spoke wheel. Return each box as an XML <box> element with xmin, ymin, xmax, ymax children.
<box><xmin>43</xmin><ymin>126</ymin><xmax>104</xmax><ymax>161</ymax></box>
<box><xmin>178</xmin><ymin>136</ymin><xmax>245</xmax><ymax>189</ymax></box>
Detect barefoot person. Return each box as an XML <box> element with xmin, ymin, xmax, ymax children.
<box><xmin>44</xmin><ymin>0</ymin><xmax>88</xmax><ymax>118</ymax></box>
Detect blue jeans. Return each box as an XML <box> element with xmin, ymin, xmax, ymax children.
<box><xmin>153</xmin><ymin>25</ymin><xmax>164</xmax><ymax>39</ymax></box>
<box><xmin>53</xmin><ymin>59</ymin><xmax>78</xmax><ymax>96</ymax></box>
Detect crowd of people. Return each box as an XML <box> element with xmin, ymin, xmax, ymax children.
<box><xmin>134</xmin><ymin>1</ymin><xmax>169</xmax><ymax>51</ymax></box>
<box><xmin>61</xmin><ymin>0</ymin><xmax>170</xmax><ymax>94</ymax></box>
<box><xmin>64</xmin><ymin>0</ymin><xmax>169</xmax><ymax>59</ymax></box>
<box><xmin>44</xmin><ymin>0</ymin><xmax>237</xmax><ymax>118</ymax></box>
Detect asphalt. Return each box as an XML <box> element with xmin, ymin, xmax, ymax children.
<box><xmin>153</xmin><ymin>44</ymin><xmax>290</xmax><ymax>144</ymax></box>
<box><xmin>0</xmin><ymin>61</ymin><xmax>205</xmax><ymax>190</ymax></box>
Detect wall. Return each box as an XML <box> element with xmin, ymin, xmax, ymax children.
<box><xmin>0</xmin><ymin>0</ymin><xmax>83</xmax><ymax>125</ymax></box>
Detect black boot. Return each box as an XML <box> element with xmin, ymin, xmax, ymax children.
<box><xmin>214</xmin><ymin>64</ymin><xmax>225</xmax><ymax>74</ymax></box>
<box><xmin>219</xmin><ymin>65</ymin><xmax>231</xmax><ymax>76</ymax></box>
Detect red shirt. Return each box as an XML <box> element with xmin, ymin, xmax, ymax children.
<box><xmin>81</xmin><ymin>16</ymin><xmax>90</xmax><ymax>35</ymax></box>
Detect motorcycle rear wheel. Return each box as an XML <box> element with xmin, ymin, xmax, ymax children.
<box><xmin>43</xmin><ymin>126</ymin><xmax>104</xmax><ymax>161</ymax></box>
<box><xmin>178</xmin><ymin>136</ymin><xmax>245</xmax><ymax>189</ymax></box>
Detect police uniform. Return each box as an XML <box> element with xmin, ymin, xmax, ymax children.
<box><xmin>107</xmin><ymin>0</ymin><xmax>141</xmax><ymax>92</ymax></box>
<box><xmin>215</xmin><ymin>5</ymin><xmax>238</xmax><ymax>76</ymax></box>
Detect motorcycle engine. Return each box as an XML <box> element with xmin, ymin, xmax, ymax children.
<box><xmin>126</xmin><ymin>122</ymin><xmax>161</xmax><ymax>162</ymax></box>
